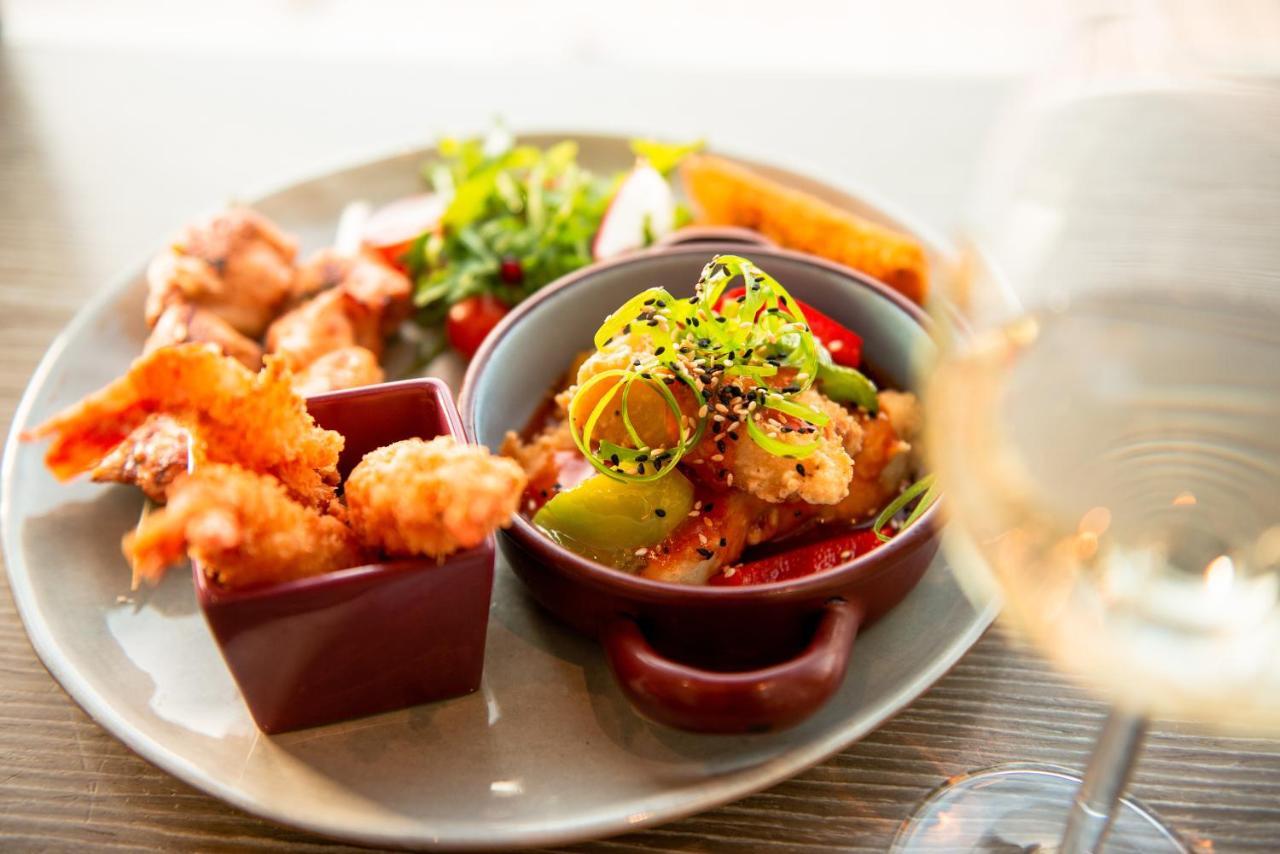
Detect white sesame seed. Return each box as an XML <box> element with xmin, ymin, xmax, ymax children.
<box><xmin>635</xmin><ymin>548</ymin><xmax>648</xmax><ymax>556</ymax></box>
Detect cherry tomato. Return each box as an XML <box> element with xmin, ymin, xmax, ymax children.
<box><xmin>363</xmin><ymin>194</ymin><xmax>446</xmax><ymax>271</ymax></box>
<box><xmin>446</xmin><ymin>294</ymin><xmax>510</xmax><ymax>359</ymax></box>
<box><xmin>716</xmin><ymin>287</ymin><xmax>863</xmax><ymax>368</ymax></box>
<box><xmin>708</xmin><ymin>527</ymin><xmax>889</xmax><ymax>586</ymax></box>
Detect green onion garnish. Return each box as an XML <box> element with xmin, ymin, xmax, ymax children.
<box><xmin>569</xmin><ymin>255</ymin><xmax>843</xmax><ymax>483</ymax></box>
<box><xmin>873</xmin><ymin>474</ymin><xmax>940</xmax><ymax>542</ymax></box>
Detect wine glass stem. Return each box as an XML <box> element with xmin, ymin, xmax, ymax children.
<box><xmin>1060</xmin><ymin>708</ymin><xmax>1149</xmax><ymax>854</ymax></box>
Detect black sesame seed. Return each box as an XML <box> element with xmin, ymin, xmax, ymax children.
<box><xmin>796</xmin><ymin>463</ymin><xmax>806</xmax><ymax>475</ymax></box>
<box><xmin>655</xmin><ymin>508</ymin><xmax>667</xmax><ymax>517</ymax></box>
<box><xmin>716</xmin><ymin>440</ymin><xmax>726</xmax><ymax>453</ymax></box>
<box><xmin>610</xmin><ymin>454</ymin><xmax>620</xmax><ymax>465</ymax></box>
<box><xmin>637</xmin><ymin>463</ymin><xmax>646</xmax><ymax>474</ymax></box>
<box><xmin>643</xmin><ymin>298</ymin><xmax>655</xmax><ymax>306</ymax></box>
<box><xmin>719</xmin><ymin>537</ymin><xmax>727</xmax><ymax>547</ymax></box>
<box><xmin>697</xmin><ymin>548</ymin><xmax>714</xmax><ymax>559</ymax></box>
<box><xmin>703</xmin><ymin>502</ymin><xmax>715</xmax><ymax>512</ymax></box>
<box><xmin>635</xmin><ymin>454</ymin><xmax>649</xmax><ymax>462</ymax></box>
<box><xmin>654</xmin><ymin>346</ymin><xmax>666</xmax><ymax>356</ymax></box>
<box><xmin>623</xmin><ymin>324</ymin><xmax>631</xmax><ymax>334</ymax></box>
<box><xmin>728</xmin><ymin>431</ymin><xmax>739</xmax><ymax>440</ymax></box>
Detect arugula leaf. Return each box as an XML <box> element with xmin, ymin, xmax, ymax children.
<box><xmin>411</xmin><ymin>133</ymin><xmax>698</xmax><ymax>328</ymax></box>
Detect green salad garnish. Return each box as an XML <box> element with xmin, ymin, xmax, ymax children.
<box><xmin>568</xmin><ymin>255</ymin><xmax>850</xmax><ymax>483</ymax></box>
<box><xmin>406</xmin><ymin>135</ymin><xmax>698</xmax><ymax>325</ymax></box>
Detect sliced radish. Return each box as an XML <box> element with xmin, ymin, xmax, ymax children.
<box><xmin>362</xmin><ymin>194</ymin><xmax>447</xmax><ymax>269</ymax></box>
<box><xmin>592</xmin><ymin>161</ymin><xmax>676</xmax><ymax>261</ymax></box>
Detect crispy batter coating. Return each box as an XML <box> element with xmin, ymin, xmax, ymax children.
<box><xmin>145</xmin><ymin>207</ymin><xmax>298</xmax><ymax>337</ymax></box>
<box><xmin>820</xmin><ymin>391</ymin><xmax>919</xmax><ymax>524</ymax></box>
<box><xmin>681</xmin><ymin>154</ymin><xmax>929</xmax><ymax>304</ymax></box>
<box><xmin>22</xmin><ymin>344</ymin><xmax>343</xmax><ymax>508</ymax></box>
<box><xmin>346</xmin><ymin>437</ymin><xmax>527</xmax><ymax>558</ymax></box>
<box><xmin>712</xmin><ymin>388</ymin><xmax>857</xmax><ymax>505</ymax></box>
<box><xmin>124</xmin><ymin>464</ymin><xmax>366</xmax><ymax>589</ymax></box>
<box><xmin>291</xmin><ymin>346</ymin><xmax>384</xmax><ymax>397</ymax></box>
<box><xmin>145</xmin><ymin>303</ymin><xmax>263</xmax><ymax>370</ymax></box>
<box><xmin>90</xmin><ymin>414</ymin><xmax>190</xmax><ymax>503</ymax></box>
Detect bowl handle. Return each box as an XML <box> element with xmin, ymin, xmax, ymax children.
<box><xmin>601</xmin><ymin>598</ymin><xmax>861</xmax><ymax>734</ymax></box>
<box><xmin>654</xmin><ymin>226</ymin><xmax>776</xmax><ymax>250</ymax></box>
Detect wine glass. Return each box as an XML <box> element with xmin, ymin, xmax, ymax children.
<box><xmin>892</xmin><ymin>3</ymin><xmax>1280</xmax><ymax>852</ymax></box>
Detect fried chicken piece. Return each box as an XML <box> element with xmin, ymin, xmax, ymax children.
<box><xmin>266</xmin><ymin>287</ymin><xmax>382</xmax><ymax>371</ymax></box>
<box><xmin>145</xmin><ymin>207</ymin><xmax>299</xmax><ymax>337</ymax></box>
<box><xmin>641</xmin><ymin>489</ymin><xmax>813</xmax><ymax>585</ymax></box>
<box><xmin>124</xmin><ymin>464</ymin><xmax>366</xmax><ymax>589</ymax></box>
<box><xmin>90</xmin><ymin>414</ymin><xmax>190</xmax><ymax>503</ymax></box>
<box><xmin>681</xmin><ymin>154</ymin><xmax>929</xmax><ymax>304</ymax></box>
<box><xmin>291</xmin><ymin>346</ymin><xmax>384</xmax><ymax>397</ymax></box>
<box><xmin>820</xmin><ymin>391</ymin><xmax>920</xmax><ymax>524</ymax></box>
<box><xmin>144</xmin><ymin>303</ymin><xmax>263</xmax><ymax>370</ymax></box>
<box><xmin>22</xmin><ymin>344</ymin><xmax>342</xmax><ymax>508</ymax></box>
<box><xmin>265</xmin><ymin>249</ymin><xmax>410</xmax><ymax>393</ymax></box>
<box><xmin>346</xmin><ymin>437</ymin><xmax>527</xmax><ymax>558</ymax></box>
<box><xmin>293</xmin><ymin>248</ymin><xmax>412</xmax><ymax>337</ymax></box>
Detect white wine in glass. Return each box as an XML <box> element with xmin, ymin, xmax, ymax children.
<box><xmin>893</xmin><ymin>3</ymin><xmax>1280</xmax><ymax>852</ymax></box>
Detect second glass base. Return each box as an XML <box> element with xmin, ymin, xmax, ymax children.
<box><xmin>889</xmin><ymin>764</ymin><xmax>1186</xmax><ymax>853</ymax></box>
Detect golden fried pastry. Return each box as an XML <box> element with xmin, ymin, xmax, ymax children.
<box><xmin>681</xmin><ymin>154</ymin><xmax>929</xmax><ymax>304</ymax></box>
<box><xmin>346</xmin><ymin>437</ymin><xmax>527</xmax><ymax>558</ymax></box>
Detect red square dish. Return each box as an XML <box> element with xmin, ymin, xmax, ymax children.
<box><xmin>194</xmin><ymin>379</ymin><xmax>495</xmax><ymax>734</ymax></box>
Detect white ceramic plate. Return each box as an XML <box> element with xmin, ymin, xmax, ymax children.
<box><xmin>1</xmin><ymin>134</ymin><xmax>994</xmax><ymax>850</ymax></box>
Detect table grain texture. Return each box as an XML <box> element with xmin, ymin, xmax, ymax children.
<box><xmin>1</xmin><ymin>44</ymin><xmax>1278</xmax><ymax>853</ymax></box>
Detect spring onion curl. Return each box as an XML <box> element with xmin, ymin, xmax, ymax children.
<box><xmin>570</xmin><ymin>255</ymin><xmax>839</xmax><ymax>483</ymax></box>
<box><xmin>873</xmin><ymin>474</ymin><xmax>940</xmax><ymax>542</ymax></box>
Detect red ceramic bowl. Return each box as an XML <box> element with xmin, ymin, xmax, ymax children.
<box><xmin>461</xmin><ymin>232</ymin><xmax>941</xmax><ymax>734</ymax></box>
<box><xmin>195</xmin><ymin>379</ymin><xmax>495</xmax><ymax>734</ymax></box>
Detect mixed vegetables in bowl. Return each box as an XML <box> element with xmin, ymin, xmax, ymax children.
<box><xmin>502</xmin><ymin>254</ymin><xmax>937</xmax><ymax>587</ymax></box>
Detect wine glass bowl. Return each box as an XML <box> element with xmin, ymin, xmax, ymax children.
<box><xmin>894</xmin><ymin>5</ymin><xmax>1280</xmax><ymax>852</ymax></box>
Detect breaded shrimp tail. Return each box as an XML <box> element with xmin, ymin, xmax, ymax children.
<box><xmin>22</xmin><ymin>344</ymin><xmax>343</xmax><ymax>507</ymax></box>
<box><xmin>124</xmin><ymin>463</ymin><xmax>366</xmax><ymax>589</ymax></box>
<box><xmin>345</xmin><ymin>437</ymin><xmax>528</xmax><ymax>558</ymax></box>
<box><xmin>680</xmin><ymin>154</ymin><xmax>929</xmax><ymax>304</ymax></box>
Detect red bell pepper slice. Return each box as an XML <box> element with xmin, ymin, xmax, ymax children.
<box><xmin>716</xmin><ymin>287</ymin><xmax>863</xmax><ymax>368</ymax></box>
<box><xmin>709</xmin><ymin>527</ymin><xmax>890</xmax><ymax>586</ymax></box>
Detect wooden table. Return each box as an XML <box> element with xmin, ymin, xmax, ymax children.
<box><xmin>2</xmin><ymin>44</ymin><xmax>1278</xmax><ymax>853</ymax></box>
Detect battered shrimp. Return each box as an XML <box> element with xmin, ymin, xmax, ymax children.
<box><xmin>291</xmin><ymin>346</ymin><xmax>384</xmax><ymax>397</ymax></box>
<box><xmin>22</xmin><ymin>344</ymin><xmax>343</xmax><ymax>508</ymax></box>
<box><xmin>145</xmin><ymin>303</ymin><xmax>263</xmax><ymax>370</ymax></box>
<box><xmin>346</xmin><ymin>437</ymin><xmax>527</xmax><ymax>558</ymax></box>
<box><xmin>145</xmin><ymin>207</ymin><xmax>299</xmax><ymax>337</ymax></box>
<box><xmin>124</xmin><ymin>464</ymin><xmax>366</xmax><ymax>589</ymax></box>
<box><xmin>90</xmin><ymin>414</ymin><xmax>190</xmax><ymax>503</ymax></box>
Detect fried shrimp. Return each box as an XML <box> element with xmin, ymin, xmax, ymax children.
<box><xmin>22</xmin><ymin>344</ymin><xmax>343</xmax><ymax>507</ymax></box>
<box><xmin>145</xmin><ymin>207</ymin><xmax>299</xmax><ymax>337</ymax></box>
<box><xmin>346</xmin><ymin>437</ymin><xmax>527</xmax><ymax>558</ymax></box>
<box><xmin>90</xmin><ymin>414</ymin><xmax>190</xmax><ymax>503</ymax></box>
<box><xmin>124</xmin><ymin>464</ymin><xmax>366</xmax><ymax>589</ymax></box>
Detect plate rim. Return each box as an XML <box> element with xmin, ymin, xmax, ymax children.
<box><xmin>0</xmin><ymin>130</ymin><xmax>996</xmax><ymax>851</ymax></box>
